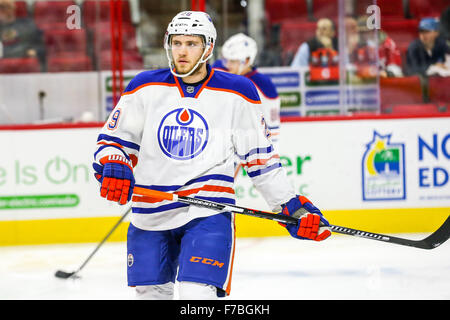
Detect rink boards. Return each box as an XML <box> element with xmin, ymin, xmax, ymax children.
<box><xmin>0</xmin><ymin>115</ymin><xmax>449</xmax><ymax>245</ymax></box>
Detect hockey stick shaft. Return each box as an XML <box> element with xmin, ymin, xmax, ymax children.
<box><xmin>133</xmin><ymin>186</ymin><xmax>296</xmax><ymax>224</ymax></box>
<box><xmin>133</xmin><ymin>187</ymin><xmax>450</xmax><ymax>250</ymax></box>
<box><xmin>55</xmin><ymin>205</ymin><xmax>132</xmax><ymax>279</ymax></box>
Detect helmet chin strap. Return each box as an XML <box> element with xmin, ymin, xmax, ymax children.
<box><xmin>167</xmin><ymin>45</ymin><xmax>212</xmax><ymax>78</ymax></box>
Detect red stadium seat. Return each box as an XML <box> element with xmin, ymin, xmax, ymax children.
<box><xmin>265</xmin><ymin>0</ymin><xmax>310</xmax><ymax>23</ymax></box>
<box><xmin>280</xmin><ymin>21</ymin><xmax>317</xmax><ymax>53</ymax></box>
<box><xmin>82</xmin><ymin>0</ymin><xmax>132</xmax><ymax>29</ymax></box>
<box><xmin>381</xmin><ymin>19</ymin><xmax>419</xmax><ymax>51</ymax></box>
<box><xmin>428</xmin><ymin>76</ymin><xmax>450</xmax><ymax>106</ymax></box>
<box><xmin>311</xmin><ymin>0</ymin><xmax>338</xmax><ymax>20</ymax></box>
<box><xmin>388</xmin><ymin>104</ymin><xmax>441</xmax><ymax>115</ymax></box>
<box><xmin>356</xmin><ymin>0</ymin><xmax>406</xmax><ymax>18</ymax></box>
<box><xmin>47</xmin><ymin>54</ymin><xmax>93</xmax><ymax>72</ymax></box>
<box><xmin>14</xmin><ymin>1</ymin><xmax>28</xmax><ymax>18</ymax></box>
<box><xmin>0</xmin><ymin>57</ymin><xmax>41</xmax><ymax>73</ymax></box>
<box><xmin>98</xmin><ymin>50</ymin><xmax>143</xmax><ymax>70</ymax></box>
<box><xmin>380</xmin><ymin>76</ymin><xmax>424</xmax><ymax>111</ymax></box>
<box><xmin>44</xmin><ymin>29</ymin><xmax>88</xmax><ymax>57</ymax></box>
<box><xmin>33</xmin><ymin>1</ymin><xmax>76</xmax><ymax>30</ymax></box>
<box><xmin>279</xmin><ymin>21</ymin><xmax>317</xmax><ymax>65</ymax></box>
<box><xmin>91</xmin><ymin>22</ymin><xmax>138</xmax><ymax>55</ymax></box>
<box><xmin>409</xmin><ymin>0</ymin><xmax>448</xmax><ymax>19</ymax></box>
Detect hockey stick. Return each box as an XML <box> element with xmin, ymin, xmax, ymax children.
<box><xmin>133</xmin><ymin>186</ymin><xmax>450</xmax><ymax>250</ymax></box>
<box><xmin>54</xmin><ymin>205</ymin><xmax>132</xmax><ymax>279</ymax></box>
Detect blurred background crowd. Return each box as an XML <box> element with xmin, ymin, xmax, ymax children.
<box><xmin>0</xmin><ymin>0</ymin><xmax>449</xmax><ymax>121</ymax></box>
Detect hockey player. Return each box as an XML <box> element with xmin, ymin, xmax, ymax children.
<box><xmin>93</xmin><ymin>11</ymin><xmax>331</xmax><ymax>300</ymax></box>
<box><xmin>212</xmin><ymin>33</ymin><xmax>281</xmax><ymax>149</ymax></box>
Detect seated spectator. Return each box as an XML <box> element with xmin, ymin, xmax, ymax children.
<box><xmin>356</xmin><ymin>15</ymin><xmax>403</xmax><ymax>78</ymax></box>
<box><xmin>0</xmin><ymin>0</ymin><xmax>44</xmax><ymax>69</ymax></box>
<box><xmin>441</xmin><ymin>6</ymin><xmax>450</xmax><ymax>45</ymax></box>
<box><xmin>405</xmin><ymin>17</ymin><xmax>450</xmax><ymax>77</ymax></box>
<box><xmin>290</xmin><ymin>18</ymin><xmax>338</xmax><ymax>68</ymax></box>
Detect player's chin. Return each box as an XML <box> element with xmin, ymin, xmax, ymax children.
<box><xmin>174</xmin><ymin>62</ymin><xmax>192</xmax><ymax>74</ymax></box>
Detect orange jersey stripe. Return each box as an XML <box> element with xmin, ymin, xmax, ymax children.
<box><xmin>244</xmin><ymin>154</ymin><xmax>280</xmax><ymax>168</ymax></box>
<box><xmin>172</xmin><ymin>74</ymin><xmax>186</xmax><ymax>97</ymax></box>
<box><xmin>121</xmin><ymin>82</ymin><xmax>178</xmax><ymax>96</ymax></box>
<box><xmin>203</xmin><ymin>86</ymin><xmax>261</xmax><ymax>104</ymax></box>
<box><xmin>97</xmin><ymin>141</ymin><xmax>124</xmax><ymax>149</ymax></box>
<box><xmin>194</xmin><ymin>69</ymin><xmax>215</xmax><ymax>98</ymax></box>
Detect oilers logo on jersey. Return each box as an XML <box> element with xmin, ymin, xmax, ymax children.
<box><xmin>157</xmin><ymin>108</ymin><xmax>209</xmax><ymax>160</ymax></box>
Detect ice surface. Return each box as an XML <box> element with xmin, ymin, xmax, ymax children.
<box><xmin>1</xmin><ymin>234</ymin><xmax>450</xmax><ymax>300</ymax></box>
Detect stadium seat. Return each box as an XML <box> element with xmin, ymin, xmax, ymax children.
<box><xmin>356</xmin><ymin>0</ymin><xmax>406</xmax><ymax>18</ymax></box>
<box><xmin>265</xmin><ymin>0</ymin><xmax>310</xmax><ymax>23</ymax></box>
<box><xmin>91</xmin><ymin>22</ymin><xmax>138</xmax><ymax>55</ymax></box>
<box><xmin>98</xmin><ymin>50</ymin><xmax>143</xmax><ymax>70</ymax></box>
<box><xmin>387</xmin><ymin>104</ymin><xmax>441</xmax><ymax>115</ymax></box>
<box><xmin>381</xmin><ymin>19</ymin><xmax>419</xmax><ymax>51</ymax></box>
<box><xmin>44</xmin><ymin>29</ymin><xmax>88</xmax><ymax>57</ymax></box>
<box><xmin>380</xmin><ymin>76</ymin><xmax>424</xmax><ymax>111</ymax></box>
<box><xmin>428</xmin><ymin>76</ymin><xmax>450</xmax><ymax>106</ymax></box>
<box><xmin>14</xmin><ymin>1</ymin><xmax>28</xmax><ymax>18</ymax></box>
<box><xmin>280</xmin><ymin>21</ymin><xmax>317</xmax><ymax>60</ymax></box>
<box><xmin>408</xmin><ymin>0</ymin><xmax>448</xmax><ymax>19</ymax></box>
<box><xmin>82</xmin><ymin>0</ymin><xmax>132</xmax><ymax>29</ymax></box>
<box><xmin>311</xmin><ymin>0</ymin><xmax>338</xmax><ymax>20</ymax></box>
<box><xmin>47</xmin><ymin>54</ymin><xmax>93</xmax><ymax>72</ymax></box>
<box><xmin>33</xmin><ymin>1</ymin><xmax>76</xmax><ymax>30</ymax></box>
<box><xmin>0</xmin><ymin>57</ymin><xmax>41</xmax><ymax>73</ymax></box>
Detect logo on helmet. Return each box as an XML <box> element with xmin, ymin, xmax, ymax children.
<box><xmin>157</xmin><ymin>108</ymin><xmax>209</xmax><ymax>160</ymax></box>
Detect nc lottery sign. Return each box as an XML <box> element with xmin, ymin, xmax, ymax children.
<box><xmin>362</xmin><ymin>131</ymin><xmax>406</xmax><ymax>201</ymax></box>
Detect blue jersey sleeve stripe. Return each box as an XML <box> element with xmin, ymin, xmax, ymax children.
<box><xmin>247</xmin><ymin>163</ymin><xmax>281</xmax><ymax>178</ymax></box>
<box><xmin>97</xmin><ymin>134</ymin><xmax>140</xmax><ymax>151</ymax></box>
<box><xmin>237</xmin><ymin>146</ymin><xmax>274</xmax><ymax>161</ymax></box>
<box><xmin>134</xmin><ymin>174</ymin><xmax>233</xmax><ymax>192</ymax></box>
<box><xmin>185</xmin><ymin>174</ymin><xmax>234</xmax><ymax>186</ymax></box>
<box><xmin>94</xmin><ymin>144</ymin><xmax>130</xmax><ymax>160</ymax></box>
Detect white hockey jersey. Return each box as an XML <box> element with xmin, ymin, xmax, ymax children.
<box><xmin>94</xmin><ymin>65</ymin><xmax>295</xmax><ymax>231</ymax></box>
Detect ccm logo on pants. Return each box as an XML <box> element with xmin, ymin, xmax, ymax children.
<box><xmin>190</xmin><ymin>256</ymin><xmax>224</xmax><ymax>268</ymax></box>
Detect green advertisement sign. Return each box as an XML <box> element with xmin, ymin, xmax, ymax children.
<box><xmin>0</xmin><ymin>194</ymin><xmax>79</xmax><ymax>210</ymax></box>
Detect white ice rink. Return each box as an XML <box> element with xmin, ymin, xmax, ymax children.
<box><xmin>1</xmin><ymin>233</ymin><xmax>450</xmax><ymax>300</ymax></box>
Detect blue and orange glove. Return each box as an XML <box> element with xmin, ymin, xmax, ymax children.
<box><xmin>279</xmin><ymin>195</ymin><xmax>331</xmax><ymax>241</ymax></box>
<box><xmin>93</xmin><ymin>155</ymin><xmax>135</xmax><ymax>205</ymax></box>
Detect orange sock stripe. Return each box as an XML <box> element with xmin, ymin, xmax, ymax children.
<box><xmin>225</xmin><ymin>214</ymin><xmax>236</xmax><ymax>296</ymax></box>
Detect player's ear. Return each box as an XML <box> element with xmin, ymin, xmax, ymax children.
<box><xmin>205</xmin><ymin>44</ymin><xmax>214</xmax><ymax>59</ymax></box>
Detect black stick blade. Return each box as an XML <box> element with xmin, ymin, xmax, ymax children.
<box><xmin>54</xmin><ymin>270</ymin><xmax>77</xmax><ymax>279</ymax></box>
<box><xmin>420</xmin><ymin>215</ymin><xmax>450</xmax><ymax>249</ymax></box>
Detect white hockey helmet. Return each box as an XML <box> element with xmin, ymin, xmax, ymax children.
<box><xmin>221</xmin><ymin>33</ymin><xmax>258</xmax><ymax>66</ymax></box>
<box><xmin>164</xmin><ymin>11</ymin><xmax>217</xmax><ymax>78</ymax></box>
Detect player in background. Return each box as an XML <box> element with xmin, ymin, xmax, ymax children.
<box><xmin>212</xmin><ymin>33</ymin><xmax>281</xmax><ymax>150</ymax></box>
<box><xmin>93</xmin><ymin>11</ymin><xmax>331</xmax><ymax>300</ymax></box>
